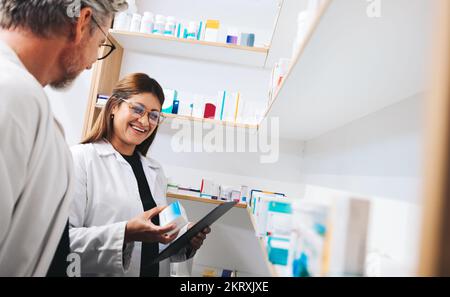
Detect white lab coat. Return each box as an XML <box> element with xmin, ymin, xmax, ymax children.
<box><xmin>69</xmin><ymin>140</ymin><xmax>192</xmax><ymax>277</ymax></box>
<box><xmin>0</xmin><ymin>40</ymin><xmax>74</xmax><ymax>276</ymax></box>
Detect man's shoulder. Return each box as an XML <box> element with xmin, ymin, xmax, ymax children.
<box><xmin>0</xmin><ymin>59</ymin><xmax>44</xmax><ymax>97</ymax></box>
<box><xmin>0</xmin><ymin>57</ymin><xmax>48</xmax><ymax>121</ymax></box>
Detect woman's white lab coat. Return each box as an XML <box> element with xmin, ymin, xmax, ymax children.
<box><xmin>69</xmin><ymin>140</ymin><xmax>191</xmax><ymax>276</ymax></box>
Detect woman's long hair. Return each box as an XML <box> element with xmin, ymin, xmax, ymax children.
<box><xmin>82</xmin><ymin>73</ymin><xmax>165</xmax><ymax>156</ymax></box>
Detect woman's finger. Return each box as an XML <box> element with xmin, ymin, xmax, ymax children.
<box><xmin>145</xmin><ymin>206</ymin><xmax>167</xmax><ymax>220</ymax></box>
<box><xmin>156</xmin><ymin>223</ymin><xmax>177</xmax><ymax>234</ymax></box>
<box><xmin>197</xmin><ymin>233</ymin><xmax>206</xmax><ymax>240</ymax></box>
<box><xmin>191</xmin><ymin>238</ymin><xmax>203</xmax><ymax>249</ymax></box>
<box><xmin>191</xmin><ymin>237</ymin><xmax>202</xmax><ymax>246</ymax></box>
<box><xmin>161</xmin><ymin>232</ymin><xmax>178</xmax><ymax>244</ymax></box>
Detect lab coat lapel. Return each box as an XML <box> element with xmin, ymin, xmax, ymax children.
<box><xmin>140</xmin><ymin>156</ymin><xmax>158</xmax><ymax>199</ymax></box>
<box><xmin>140</xmin><ymin>155</ymin><xmax>167</xmax><ymax>207</ymax></box>
<box><xmin>93</xmin><ymin>140</ymin><xmax>130</xmax><ymax>166</ymax></box>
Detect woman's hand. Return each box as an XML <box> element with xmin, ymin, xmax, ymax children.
<box><xmin>124</xmin><ymin>206</ymin><xmax>178</xmax><ymax>244</ymax></box>
<box><xmin>188</xmin><ymin>223</ymin><xmax>211</xmax><ymax>251</ymax></box>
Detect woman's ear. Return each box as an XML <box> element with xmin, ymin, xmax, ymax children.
<box><xmin>111</xmin><ymin>102</ymin><xmax>122</xmax><ymax>117</ymax></box>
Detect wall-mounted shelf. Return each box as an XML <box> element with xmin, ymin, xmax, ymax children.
<box><xmin>167</xmin><ymin>192</ymin><xmax>275</xmax><ymax>277</ymax></box>
<box><xmin>161</xmin><ymin>113</ymin><xmax>258</xmax><ymax>130</ymax></box>
<box><xmin>166</xmin><ymin>192</ymin><xmax>247</xmax><ymax>209</ymax></box>
<box><xmin>109</xmin><ymin>30</ymin><xmax>269</xmax><ymax>68</ymax></box>
<box><xmin>263</xmin><ymin>0</ymin><xmax>429</xmax><ymax>140</ymax></box>
<box><xmin>167</xmin><ymin>192</ymin><xmax>279</xmax><ymax>276</ymax></box>
<box><xmin>246</xmin><ymin>207</ymin><xmax>280</xmax><ymax>277</ymax></box>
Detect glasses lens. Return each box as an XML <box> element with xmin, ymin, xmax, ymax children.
<box><xmin>130</xmin><ymin>103</ymin><xmax>146</xmax><ymax>116</ymax></box>
<box><xmin>148</xmin><ymin>111</ymin><xmax>161</xmax><ymax>124</ymax></box>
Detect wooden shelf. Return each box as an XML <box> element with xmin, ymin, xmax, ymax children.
<box><xmin>168</xmin><ymin>193</ymin><xmax>273</xmax><ymax>276</ymax></box>
<box><xmin>167</xmin><ymin>192</ymin><xmax>277</xmax><ymax>276</ymax></box>
<box><xmin>263</xmin><ymin>0</ymin><xmax>430</xmax><ymax>140</ymax></box>
<box><xmin>167</xmin><ymin>192</ymin><xmax>247</xmax><ymax>209</ymax></box>
<box><xmin>162</xmin><ymin>113</ymin><xmax>258</xmax><ymax>129</ymax></box>
<box><xmin>109</xmin><ymin>30</ymin><xmax>269</xmax><ymax>68</ymax></box>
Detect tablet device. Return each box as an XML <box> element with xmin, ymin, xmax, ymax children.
<box><xmin>152</xmin><ymin>200</ymin><xmax>238</xmax><ymax>263</ymax></box>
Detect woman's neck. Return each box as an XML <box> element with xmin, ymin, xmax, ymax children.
<box><xmin>109</xmin><ymin>136</ymin><xmax>136</xmax><ymax>156</ymax></box>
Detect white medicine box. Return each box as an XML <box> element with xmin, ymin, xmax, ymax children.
<box><xmin>160</xmin><ymin>201</ymin><xmax>188</xmax><ymax>235</ymax></box>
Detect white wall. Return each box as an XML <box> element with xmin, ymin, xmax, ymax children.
<box><xmin>150</xmin><ymin>130</ymin><xmax>304</xmax><ymax>197</ymax></box>
<box><xmin>45</xmin><ymin>70</ymin><xmax>92</xmax><ymax>146</ymax></box>
<box><xmin>299</xmin><ymin>92</ymin><xmax>425</xmax><ymax>203</ymax></box>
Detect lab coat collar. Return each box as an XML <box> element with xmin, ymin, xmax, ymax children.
<box><xmin>93</xmin><ymin>140</ymin><xmax>161</xmax><ymax>169</ymax></box>
<box><xmin>0</xmin><ymin>39</ymin><xmax>28</xmax><ymax>70</ymax></box>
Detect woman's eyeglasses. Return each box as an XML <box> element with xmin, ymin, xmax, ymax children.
<box><xmin>120</xmin><ymin>99</ymin><xmax>165</xmax><ymax>125</ymax></box>
<box><xmin>91</xmin><ymin>16</ymin><xmax>116</xmax><ymax>61</ymax></box>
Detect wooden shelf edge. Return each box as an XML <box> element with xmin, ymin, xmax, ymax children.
<box><xmin>264</xmin><ymin>0</ymin><xmax>285</xmax><ymax>67</ymax></box>
<box><xmin>167</xmin><ymin>192</ymin><xmax>247</xmax><ymax>209</ymax></box>
<box><xmin>162</xmin><ymin>113</ymin><xmax>259</xmax><ymax>129</ymax></box>
<box><xmin>109</xmin><ymin>30</ymin><xmax>269</xmax><ymax>54</ymax></box>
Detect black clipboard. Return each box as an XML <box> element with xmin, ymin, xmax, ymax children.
<box><xmin>152</xmin><ymin>201</ymin><xmax>238</xmax><ymax>263</ymax></box>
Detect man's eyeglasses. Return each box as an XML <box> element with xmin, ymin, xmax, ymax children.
<box><xmin>92</xmin><ymin>16</ymin><xmax>116</xmax><ymax>61</ymax></box>
<box><xmin>120</xmin><ymin>99</ymin><xmax>165</xmax><ymax>125</ymax></box>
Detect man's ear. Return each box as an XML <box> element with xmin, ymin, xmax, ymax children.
<box><xmin>73</xmin><ymin>7</ymin><xmax>93</xmax><ymax>44</ymax></box>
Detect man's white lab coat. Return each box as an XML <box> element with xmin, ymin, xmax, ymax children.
<box><xmin>69</xmin><ymin>140</ymin><xmax>192</xmax><ymax>277</ymax></box>
<box><xmin>0</xmin><ymin>41</ymin><xmax>74</xmax><ymax>276</ymax></box>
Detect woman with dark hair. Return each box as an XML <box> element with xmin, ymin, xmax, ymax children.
<box><xmin>69</xmin><ymin>73</ymin><xmax>210</xmax><ymax>277</ymax></box>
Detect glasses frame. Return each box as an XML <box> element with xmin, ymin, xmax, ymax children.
<box><xmin>91</xmin><ymin>16</ymin><xmax>116</xmax><ymax>61</ymax></box>
<box><xmin>120</xmin><ymin>98</ymin><xmax>165</xmax><ymax>125</ymax></box>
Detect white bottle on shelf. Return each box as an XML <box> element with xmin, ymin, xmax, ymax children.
<box><xmin>130</xmin><ymin>13</ymin><xmax>142</xmax><ymax>32</ymax></box>
<box><xmin>153</xmin><ymin>14</ymin><xmax>166</xmax><ymax>35</ymax></box>
<box><xmin>140</xmin><ymin>12</ymin><xmax>154</xmax><ymax>34</ymax></box>
<box><xmin>113</xmin><ymin>12</ymin><xmax>130</xmax><ymax>31</ymax></box>
<box><xmin>113</xmin><ymin>0</ymin><xmax>138</xmax><ymax>31</ymax></box>
<box><xmin>164</xmin><ymin>16</ymin><xmax>177</xmax><ymax>36</ymax></box>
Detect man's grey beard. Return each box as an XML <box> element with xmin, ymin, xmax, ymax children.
<box><xmin>49</xmin><ymin>75</ymin><xmax>77</xmax><ymax>90</ymax></box>
<box><xmin>49</xmin><ymin>56</ymin><xmax>82</xmax><ymax>90</ymax></box>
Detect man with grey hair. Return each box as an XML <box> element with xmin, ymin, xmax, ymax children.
<box><xmin>0</xmin><ymin>0</ymin><xmax>128</xmax><ymax>276</ymax></box>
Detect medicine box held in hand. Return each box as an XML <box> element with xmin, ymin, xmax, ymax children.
<box><xmin>160</xmin><ymin>201</ymin><xmax>188</xmax><ymax>236</ymax></box>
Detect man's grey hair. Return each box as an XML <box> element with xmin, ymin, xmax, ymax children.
<box><xmin>0</xmin><ymin>0</ymin><xmax>128</xmax><ymax>37</ymax></box>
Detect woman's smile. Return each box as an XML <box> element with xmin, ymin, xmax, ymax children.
<box><xmin>129</xmin><ymin>122</ymin><xmax>149</xmax><ymax>135</ymax></box>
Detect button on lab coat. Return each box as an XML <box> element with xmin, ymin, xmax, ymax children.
<box><xmin>0</xmin><ymin>40</ymin><xmax>74</xmax><ymax>276</ymax></box>
<box><xmin>69</xmin><ymin>140</ymin><xmax>191</xmax><ymax>276</ymax></box>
